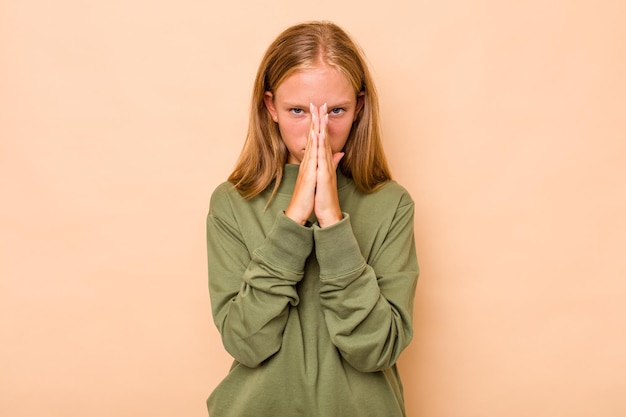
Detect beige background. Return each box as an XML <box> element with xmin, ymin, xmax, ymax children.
<box><xmin>2</xmin><ymin>0</ymin><xmax>625</xmax><ymax>416</ymax></box>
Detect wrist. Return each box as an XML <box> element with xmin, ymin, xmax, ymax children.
<box><xmin>285</xmin><ymin>208</ymin><xmax>309</xmax><ymax>226</ymax></box>
<box><xmin>318</xmin><ymin>212</ymin><xmax>343</xmax><ymax>228</ymax></box>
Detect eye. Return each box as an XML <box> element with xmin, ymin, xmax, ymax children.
<box><xmin>330</xmin><ymin>107</ymin><xmax>345</xmax><ymax>115</ymax></box>
<box><xmin>289</xmin><ymin>108</ymin><xmax>304</xmax><ymax>115</ymax></box>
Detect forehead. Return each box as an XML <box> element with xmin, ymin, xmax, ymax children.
<box><xmin>274</xmin><ymin>64</ymin><xmax>355</xmax><ymax>104</ymax></box>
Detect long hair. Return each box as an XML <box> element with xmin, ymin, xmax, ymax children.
<box><xmin>228</xmin><ymin>21</ymin><xmax>391</xmax><ymax>201</ymax></box>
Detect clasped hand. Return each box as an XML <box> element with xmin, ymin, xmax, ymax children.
<box><xmin>285</xmin><ymin>103</ymin><xmax>344</xmax><ymax>228</ymax></box>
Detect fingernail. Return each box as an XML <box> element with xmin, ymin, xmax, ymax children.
<box><xmin>310</xmin><ymin>102</ymin><xmax>314</xmax><ymax>113</ymax></box>
<box><xmin>323</xmin><ymin>103</ymin><xmax>327</xmax><ymax>113</ymax></box>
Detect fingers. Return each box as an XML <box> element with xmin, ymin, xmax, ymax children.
<box><xmin>314</xmin><ymin>103</ymin><xmax>343</xmax><ymax>228</ymax></box>
<box><xmin>319</xmin><ymin>102</ymin><xmax>328</xmax><ymax>139</ymax></box>
<box><xmin>304</xmin><ymin>102</ymin><xmax>342</xmax><ymax>228</ymax></box>
<box><xmin>317</xmin><ymin>103</ymin><xmax>342</xmax><ymax>170</ymax></box>
<box><xmin>310</xmin><ymin>102</ymin><xmax>320</xmax><ymax>137</ymax></box>
<box><xmin>317</xmin><ymin>102</ymin><xmax>328</xmax><ymax>155</ymax></box>
<box><xmin>285</xmin><ymin>104</ymin><xmax>318</xmax><ymax>225</ymax></box>
<box><xmin>300</xmin><ymin>103</ymin><xmax>317</xmax><ymax>168</ymax></box>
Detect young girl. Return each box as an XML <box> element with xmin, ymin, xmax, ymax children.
<box><xmin>206</xmin><ymin>21</ymin><xmax>419</xmax><ymax>417</ymax></box>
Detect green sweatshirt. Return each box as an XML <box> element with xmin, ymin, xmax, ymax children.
<box><xmin>206</xmin><ymin>164</ymin><xmax>419</xmax><ymax>417</ymax></box>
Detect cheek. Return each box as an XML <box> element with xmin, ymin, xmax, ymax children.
<box><xmin>327</xmin><ymin>119</ymin><xmax>353</xmax><ymax>139</ymax></box>
<box><xmin>327</xmin><ymin>119</ymin><xmax>354</xmax><ymax>150</ymax></box>
<box><xmin>279</xmin><ymin>118</ymin><xmax>310</xmax><ymax>137</ymax></box>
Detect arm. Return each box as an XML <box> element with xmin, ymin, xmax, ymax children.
<box><xmin>315</xmin><ymin>196</ymin><xmax>419</xmax><ymax>372</ymax></box>
<box><xmin>207</xmin><ymin>188</ymin><xmax>314</xmax><ymax>367</ymax></box>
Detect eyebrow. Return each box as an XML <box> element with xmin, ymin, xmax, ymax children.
<box><xmin>281</xmin><ymin>102</ymin><xmax>307</xmax><ymax>108</ymax></box>
<box><xmin>327</xmin><ymin>101</ymin><xmax>353</xmax><ymax>108</ymax></box>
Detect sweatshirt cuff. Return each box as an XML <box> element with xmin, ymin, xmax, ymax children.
<box><xmin>313</xmin><ymin>213</ymin><xmax>366</xmax><ymax>279</ymax></box>
<box><xmin>253</xmin><ymin>211</ymin><xmax>314</xmax><ymax>277</ymax></box>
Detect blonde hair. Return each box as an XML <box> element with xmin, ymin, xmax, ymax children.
<box><xmin>228</xmin><ymin>21</ymin><xmax>391</xmax><ymax>200</ymax></box>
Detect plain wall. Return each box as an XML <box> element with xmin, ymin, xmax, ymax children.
<box><xmin>2</xmin><ymin>1</ymin><xmax>625</xmax><ymax>416</ymax></box>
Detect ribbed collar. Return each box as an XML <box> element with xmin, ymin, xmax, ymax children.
<box><xmin>275</xmin><ymin>164</ymin><xmax>351</xmax><ymax>196</ymax></box>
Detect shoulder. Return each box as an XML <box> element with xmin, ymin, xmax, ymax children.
<box><xmin>340</xmin><ymin>179</ymin><xmax>414</xmax><ymax>222</ymax></box>
<box><xmin>209</xmin><ymin>180</ymin><xmax>271</xmax><ymax>222</ymax></box>
<box><xmin>209</xmin><ymin>181</ymin><xmax>242</xmax><ymax>217</ymax></box>
<box><xmin>211</xmin><ymin>181</ymin><xmax>238</xmax><ymax>199</ymax></box>
<box><xmin>372</xmin><ymin>180</ymin><xmax>414</xmax><ymax>208</ymax></box>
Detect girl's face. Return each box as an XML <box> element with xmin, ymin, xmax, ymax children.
<box><xmin>264</xmin><ymin>63</ymin><xmax>363</xmax><ymax>164</ymax></box>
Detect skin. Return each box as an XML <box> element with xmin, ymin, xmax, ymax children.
<box><xmin>263</xmin><ymin>63</ymin><xmax>363</xmax><ymax>228</ymax></box>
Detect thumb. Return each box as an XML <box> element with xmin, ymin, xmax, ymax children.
<box><xmin>332</xmin><ymin>152</ymin><xmax>345</xmax><ymax>168</ymax></box>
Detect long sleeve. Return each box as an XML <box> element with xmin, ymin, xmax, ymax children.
<box><xmin>206</xmin><ymin>185</ymin><xmax>314</xmax><ymax>368</ymax></box>
<box><xmin>314</xmin><ymin>194</ymin><xmax>418</xmax><ymax>372</ymax></box>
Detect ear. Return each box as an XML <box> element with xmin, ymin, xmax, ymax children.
<box><xmin>354</xmin><ymin>92</ymin><xmax>365</xmax><ymax>121</ymax></box>
<box><xmin>263</xmin><ymin>91</ymin><xmax>279</xmax><ymax>122</ymax></box>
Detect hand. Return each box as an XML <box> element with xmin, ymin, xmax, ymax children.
<box><xmin>314</xmin><ymin>103</ymin><xmax>344</xmax><ymax>227</ymax></box>
<box><xmin>284</xmin><ymin>103</ymin><xmax>319</xmax><ymax>225</ymax></box>
<box><xmin>284</xmin><ymin>103</ymin><xmax>344</xmax><ymax>227</ymax></box>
